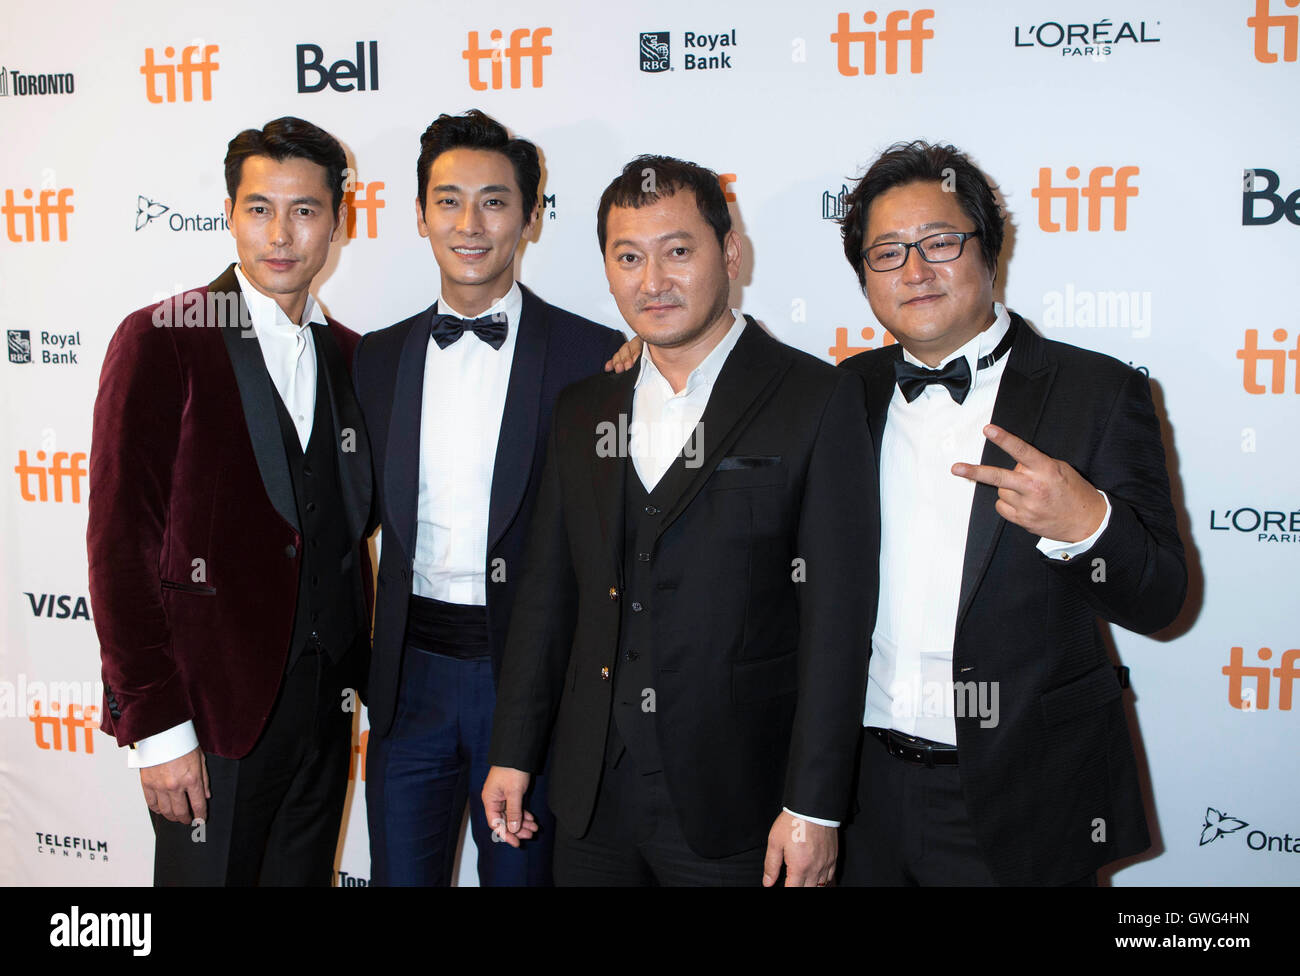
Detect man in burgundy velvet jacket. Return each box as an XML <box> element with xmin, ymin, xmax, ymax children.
<box><xmin>87</xmin><ymin>117</ymin><xmax>372</xmax><ymax>885</ymax></box>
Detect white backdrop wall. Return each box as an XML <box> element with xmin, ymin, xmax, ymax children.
<box><xmin>1</xmin><ymin>0</ymin><xmax>1296</xmax><ymax>886</ymax></box>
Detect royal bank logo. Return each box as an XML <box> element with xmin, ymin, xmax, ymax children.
<box><xmin>134</xmin><ymin>195</ymin><xmax>227</xmax><ymax>233</ymax></box>
<box><xmin>823</xmin><ymin>184</ymin><xmax>849</xmax><ymax>220</ymax></box>
<box><xmin>1012</xmin><ymin>18</ymin><xmax>1161</xmax><ymax>59</ymax></box>
<box><xmin>8</xmin><ymin>330</ymin><xmax>31</xmax><ymax>364</ymax></box>
<box><xmin>640</xmin><ymin>32</ymin><xmax>670</xmax><ymax>71</ymax></box>
<box><xmin>0</xmin><ymin>65</ymin><xmax>76</xmax><ymax>96</ymax></box>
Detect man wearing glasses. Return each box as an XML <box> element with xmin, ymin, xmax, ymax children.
<box><xmin>836</xmin><ymin>141</ymin><xmax>1186</xmax><ymax>885</ymax></box>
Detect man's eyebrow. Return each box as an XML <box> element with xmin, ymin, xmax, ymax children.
<box><xmin>239</xmin><ymin>192</ymin><xmax>326</xmax><ymax>207</ymax></box>
<box><xmin>867</xmin><ymin>220</ymin><xmax>959</xmax><ymax>247</ymax></box>
<box><xmin>608</xmin><ymin>229</ymin><xmax>697</xmax><ymax>250</ymax></box>
<box><xmin>430</xmin><ymin>183</ymin><xmax>515</xmax><ymax>194</ymax></box>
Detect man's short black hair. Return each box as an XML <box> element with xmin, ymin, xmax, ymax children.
<box><xmin>596</xmin><ymin>155</ymin><xmax>731</xmax><ymax>254</ymax></box>
<box><xmin>225</xmin><ymin>117</ymin><xmax>348</xmax><ymax>214</ymax></box>
<box><xmin>415</xmin><ymin>109</ymin><xmax>541</xmax><ymax>220</ymax></box>
<box><xmin>840</xmin><ymin>140</ymin><xmax>1004</xmax><ymax>288</ymax></box>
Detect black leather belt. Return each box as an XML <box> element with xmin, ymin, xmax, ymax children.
<box><xmin>868</xmin><ymin>726</ymin><xmax>959</xmax><ymax>767</ymax></box>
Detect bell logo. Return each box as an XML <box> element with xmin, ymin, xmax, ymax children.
<box><xmin>1032</xmin><ymin>166</ymin><xmax>1139</xmax><ymax>232</ymax></box>
<box><xmin>345</xmin><ymin>180</ymin><xmax>385</xmax><ymax>239</ymax></box>
<box><xmin>1236</xmin><ymin>328</ymin><xmax>1300</xmax><ymax>393</ymax></box>
<box><xmin>1223</xmin><ymin>646</ymin><xmax>1300</xmax><ymax>710</ymax></box>
<box><xmin>1248</xmin><ymin>0</ymin><xmax>1299</xmax><ymax>63</ymax></box>
<box><xmin>2</xmin><ymin>188</ymin><xmax>74</xmax><ymax>242</ymax></box>
<box><xmin>831</xmin><ymin>10</ymin><xmax>934</xmax><ymax>76</ymax></box>
<box><xmin>463</xmin><ymin>28</ymin><xmax>552</xmax><ymax>90</ymax></box>
<box><xmin>13</xmin><ymin>450</ymin><xmax>87</xmax><ymax>503</ymax></box>
<box><xmin>140</xmin><ymin>45</ymin><xmax>220</xmax><ymax>103</ymax></box>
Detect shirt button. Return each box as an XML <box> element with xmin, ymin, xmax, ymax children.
<box><xmin>644</xmin><ymin>506</ymin><xmax>659</xmax><ymax>516</ymax></box>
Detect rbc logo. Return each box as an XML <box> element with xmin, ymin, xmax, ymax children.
<box><xmin>641</xmin><ymin>32</ymin><xmax>670</xmax><ymax>72</ymax></box>
<box><xmin>1032</xmin><ymin>166</ymin><xmax>1139</xmax><ymax>231</ymax></box>
<box><xmin>832</xmin><ymin>9</ymin><xmax>934</xmax><ymax>75</ymax></box>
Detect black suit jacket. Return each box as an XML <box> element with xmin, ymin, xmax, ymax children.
<box><xmin>353</xmin><ymin>284</ymin><xmax>624</xmax><ymax>738</ymax></box>
<box><xmin>90</xmin><ymin>264</ymin><xmax>372</xmax><ymax>758</ymax></box>
<box><xmin>841</xmin><ymin>312</ymin><xmax>1186</xmax><ymax>884</ymax></box>
<box><xmin>489</xmin><ymin>319</ymin><xmax>879</xmax><ymax>858</ymax></box>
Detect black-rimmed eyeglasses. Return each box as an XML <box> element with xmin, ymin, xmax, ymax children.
<box><xmin>862</xmin><ymin>231</ymin><xmax>980</xmax><ymax>272</ymax></box>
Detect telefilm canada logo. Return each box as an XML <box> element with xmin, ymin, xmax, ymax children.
<box><xmin>1200</xmin><ymin>806</ymin><xmax>1299</xmax><ymax>855</ymax></box>
<box><xmin>639</xmin><ymin>29</ymin><xmax>738</xmax><ymax>71</ymax></box>
<box><xmin>1012</xmin><ymin>18</ymin><xmax>1161</xmax><ymax>58</ymax></box>
<box><xmin>0</xmin><ymin>65</ymin><xmax>75</xmax><ymax>96</ymax></box>
<box><xmin>134</xmin><ymin>194</ymin><xmax>228</xmax><ymax>233</ymax></box>
<box><xmin>36</xmin><ymin>830</ymin><xmax>109</xmax><ymax>862</ymax></box>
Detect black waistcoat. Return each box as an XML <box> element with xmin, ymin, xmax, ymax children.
<box><xmin>268</xmin><ymin>351</ymin><xmax>361</xmax><ymax>666</ymax></box>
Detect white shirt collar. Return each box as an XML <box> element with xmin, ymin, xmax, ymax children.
<box><xmin>437</xmin><ymin>281</ymin><xmax>523</xmax><ymax>329</ymax></box>
<box><xmin>900</xmin><ymin>302</ymin><xmax>1011</xmax><ymax>391</ymax></box>
<box><xmin>233</xmin><ymin>264</ymin><xmax>327</xmax><ymax>333</ymax></box>
<box><xmin>634</xmin><ymin>309</ymin><xmax>747</xmax><ymax>396</ymax></box>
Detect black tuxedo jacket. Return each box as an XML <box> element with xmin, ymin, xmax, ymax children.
<box><xmin>840</xmin><ymin>312</ymin><xmax>1186</xmax><ymax>884</ymax></box>
<box><xmin>89</xmin><ymin>264</ymin><xmax>372</xmax><ymax>758</ymax></box>
<box><xmin>489</xmin><ymin>319</ymin><xmax>879</xmax><ymax>858</ymax></box>
<box><xmin>353</xmin><ymin>284</ymin><xmax>624</xmax><ymax>738</ymax></box>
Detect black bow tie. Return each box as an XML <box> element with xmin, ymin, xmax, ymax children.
<box><xmin>893</xmin><ymin>320</ymin><xmax>1017</xmax><ymax>404</ymax></box>
<box><xmin>429</xmin><ymin>312</ymin><xmax>508</xmax><ymax>350</ymax></box>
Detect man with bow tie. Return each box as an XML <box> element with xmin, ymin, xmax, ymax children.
<box><xmin>352</xmin><ymin>110</ymin><xmax>623</xmax><ymax>886</ymax></box>
<box><xmin>836</xmin><ymin>141</ymin><xmax>1187</xmax><ymax>885</ymax></box>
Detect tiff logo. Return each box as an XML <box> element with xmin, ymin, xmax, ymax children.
<box><xmin>3</xmin><ymin>188</ymin><xmax>74</xmax><ymax>242</ymax></box>
<box><xmin>13</xmin><ymin>450</ymin><xmax>87</xmax><ymax>502</ymax></box>
<box><xmin>829</xmin><ymin>324</ymin><xmax>897</xmax><ymax>364</ymax></box>
<box><xmin>832</xmin><ymin>9</ymin><xmax>934</xmax><ymax>75</ymax></box>
<box><xmin>1248</xmin><ymin>0</ymin><xmax>1299</xmax><ymax>62</ymax></box>
<box><xmin>463</xmin><ymin>28</ymin><xmax>552</xmax><ymax>90</ymax></box>
<box><xmin>1236</xmin><ymin>328</ymin><xmax>1300</xmax><ymax>393</ymax></box>
<box><xmin>345</xmin><ymin>180</ymin><xmax>385</xmax><ymax>239</ymax></box>
<box><xmin>1223</xmin><ymin>646</ymin><xmax>1300</xmax><ymax>710</ymax></box>
<box><xmin>140</xmin><ymin>44</ymin><xmax>219</xmax><ymax>102</ymax></box>
<box><xmin>30</xmin><ymin>700</ymin><xmax>99</xmax><ymax>752</ymax></box>
<box><xmin>1032</xmin><ymin>166</ymin><xmax>1138</xmax><ymax>231</ymax></box>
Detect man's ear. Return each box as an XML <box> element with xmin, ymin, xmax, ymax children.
<box><xmin>224</xmin><ymin>198</ymin><xmax>234</xmax><ymax>239</ymax></box>
<box><xmin>724</xmin><ymin>229</ymin><xmax>742</xmax><ymax>280</ymax></box>
<box><xmin>415</xmin><ymin>197</ymin><xmax>430</xmax><ymax>238</ymax></box>
<box><xmin>332</xmin><ymin>200</ymin><xmax>348</xmax><ymax>243</ymax></box>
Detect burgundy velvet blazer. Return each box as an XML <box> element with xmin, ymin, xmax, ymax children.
<box><xmin>88</xmin><ymin>264</ymin><xmax>372</xmax><ymax>759</ymax></box>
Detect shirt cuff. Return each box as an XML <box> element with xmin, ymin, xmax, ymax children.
<box><xmin>783</xmin><ymin>807</ymin><xmax>840</xmax><ymax>829</ymax></box>
<box><xmin>128</xmin><ymin>721</ymin><xmax>199</xmax><ymax>768</ymax></box>
<box><xmin>1036</xmin><ymin>491</ymin><xmax>1112</xmax><ymax>561</ymax></box>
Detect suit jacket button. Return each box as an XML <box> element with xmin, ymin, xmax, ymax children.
<box><xmin>601</xmin><ymin>666</ymin><xmax>610</xmax><ymax>680</ymax></box>
<box><xmin>285</xmin><ymin>544</ymin><xmax>297</xmax><ymax>558</ymax></box>
<box><xmin>608</xmin><ymin>587</ymin><xmax>618</xmax><ymax>601</ymax></box>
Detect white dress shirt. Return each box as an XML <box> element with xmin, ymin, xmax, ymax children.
<box><xmin>411</xmin><ymin>283</ymin><xmax>522</xmax><ymax>605</ymax></box>
<box><xmin>130</xmin><ymin>267</ymin><xmax>328</xmax><ymax>767</ymax></box>
<box><xmin>630</xmin><ymin>309</ymin><xmax>744</xmax><ymax>489</ymax></box>
<box><xmin>864</xmin><ymin>304</ymin><xmax>1110</xmax><ymax>745</ymax></box>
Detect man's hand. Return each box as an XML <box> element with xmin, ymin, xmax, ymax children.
<box><xmin>762</xmin><ymin>811</ymin><xmax>837</xmax><ymax>887</ymax></box>
<box><xmin>603</xmin><ymin>336</ymin><xmax>643</xmax><ymax>374</ymax></box>
<box><xmin>952</xmin><ymin>424</ymin><xmax>1107</xmax><ymax>543</ymax></box>
<box><xmin>140</xmin><ymin>746</ymin><xmax>209</xmax><ymax>824</ymax></box>
<box><xmin>481</xmin><ymin>765</ymin><xmax>538</xmax><ymax>848</ymax></box>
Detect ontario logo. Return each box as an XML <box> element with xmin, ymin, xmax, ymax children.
<box><xmin>1200</xmin><ymin>807</ymin><xmax>1248</xmax><ymax>845</ymax></box>
<box><xmin>1199</xmin><ymin>806</ymin><xmax>1299</xmax><ymax>854</ymax></box>
<box><xmin>134</xmin><ymin>195</ymin><xmax>227</xmax><ymax>233</ymax></box>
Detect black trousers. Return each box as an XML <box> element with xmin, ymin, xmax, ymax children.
<box><xmin>553</xmin><ymin>742</ymin><xmax>767</xmax><ymax>887</ymax></box>
<box><xmin>839</xmin><ymin>729</ymin><xmax>1097</xmax><ymax>887</ymax></box>
<box><xmin>150</xmin><ymin>646</ymin><xmax>353</xmax><ymax>886</ymax></box>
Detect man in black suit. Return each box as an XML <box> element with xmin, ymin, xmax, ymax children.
<box><xmin>483</xmin><ymin>156</ymin><xmax>877</xmax><ymax>886</ymax></box>
<box><xmin>89</xmin><ymin>117</ymin><xmax>371</xmax><ymax>885</ymax></box>
<box><xmin>353</xmin><ymin>110</ymin><xmax>624</xmax><ymax>886</ymax></box>
<box><xmin>836</xmin><ymin>141</ymin><xmax>1186</xmax><ymax>885</ymax></box>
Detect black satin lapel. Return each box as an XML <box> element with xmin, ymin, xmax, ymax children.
<box><xmin>655</xmin><ymin>320</ymin><xmax>786</xmax><ymax>538</ymax></box>
<box><xmin>312</xmin><ymin>323</ymin><xmax>372</xmax><ymax>546</ymax></box>
<box><xmin>215</xmin><ymin>271</ymin><xmax>299</xmax><ymax>534</ymax></box>
<box><xmin>385</xmin><ymin>309</ymin><xmax>434</xmax><ymax>569</ymax></box>
<box><xmin>866</xmin><ymin>346</ymin><xmax>902</xmax><ymax>468</ymax></box>
<box><xmin>956</xmin><ymin>324</ymin><xmax>1055</xmax><ymax>629</ymax></box>
<box><xmin>592</xmin><ymin>366</ymin><xmax>637</xmax><ymax>575</ymax></box>
<box><xmin>488</xmin><ymin>286</ymin><xmax>547</xmax><ymax>553</ymax></box>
